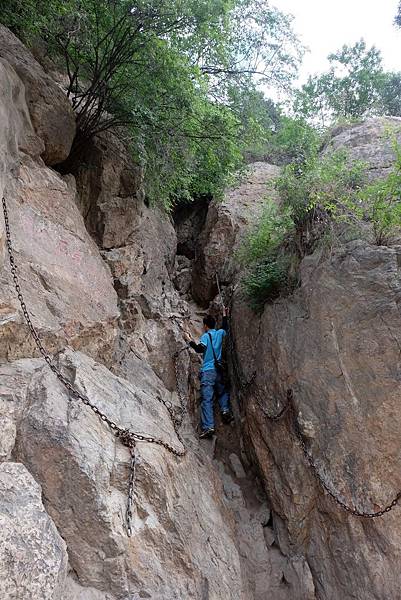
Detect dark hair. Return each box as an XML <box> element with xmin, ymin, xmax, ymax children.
<box><xmin>203</xmin><ymin>315</ymin><xmax>216</xmax><ymax>329</ymax></box>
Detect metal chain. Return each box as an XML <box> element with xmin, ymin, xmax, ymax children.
<box><xmin>226</xmin><ymin>291</ymin><xmax>400</xmax><ymax>518</ymax></box>
<box><xmin>126</xmin><ymin>446</ymin><xmax>137</xmax><ymax>537</ymax></box>
<box><xmin>255</xmin><ymin>389</ymin><xmax>401</xmax><ymax>518</ymax></box>
<box><xmin>287</xmin><ymin>392</ymin><xmax>401</xmax><ymax>518</ymax></box>
<box><xmin>2</xmin><ymin>195</ymin><xmax>186</xmax><ymax>537</ymax></box>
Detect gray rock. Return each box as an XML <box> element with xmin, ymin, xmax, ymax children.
<box><xmin>173</xmin><ymin>198</ymin><xmax>209</xmax><ymax>259</ymax></box>
<box><xmin>232</xmin><ymin>240</ymin><xmax>401</xmax><ymax>600</ymax></box>
<box><xmin>192</xmin><ymin>162</ymin><xmax>281</xmax><ymax>306</ymax></box>
<box><xmin>194</xmin><ymin>120</ymin><xmax>401</xmax><ymax>598</ymax></box>
<box><xmin>0</xmin><ymin>25</ymin><xmax>76</xmax><ymax>165</ymax></box>
<box><xmin>324</xmin><ymin>116</ymin><xmax>401</xmax><ymax>180</ymax></box>
<box><xmin>14</xmin><ymin>348</ymin><xmax>245</xmax><ymax>599</ymax></box>
<box><xmin>72</xmin><ymin>131</ymin><xmax>144</xmax><ymax>244</ymax></box>
<box><xmin>0</xmin><ymin>54</ymin><xmax>119</xmax><ymax>366</ymax></box>
<box><xmin>64</xmin><ymin>575</ymin><xmax>116</xmax><ymax>600</ymax></box>
<box><xmin>173</xmin><ymin>255</ymin><xmax>192</xmax><ymax>295</ymax></box>
<box><xmin>0</xmin><ymin>462</ymin><xmax>68</xmax><ymax>600</ymax></box>
<box><xmin>229</xmin><ymin>453</ymin><xmax>247</xmax><ymax>479</ymax></box>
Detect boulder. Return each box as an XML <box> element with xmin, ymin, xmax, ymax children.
<box><xmin>0</xmin><ymin>56</ymin><xmax>43</xmax><ymax>270</ymax></box>
<box><xmin>65</xmin><ymin>575</ymin><xmax>116</xmax><ymax>600</ymax></box>
<box><xmin>0</xmin><ymin>358</ymin><xmax>42</xmax><ymax>461</ymax></box>
<box><xmin>0</xmin><ymin>25</ymin><xmax>76</xmax><ymax>165</ymax></box>
<box><xmin>103</xmin><ymin>204</ymin><xmax>187</xmax><ymax>389</ymax></box>
<box><xmin>0</xmin><ymin>462</ymin><xmax>68</xmax><ymax>600</ymax></box>
<box><xmin>71</xmin><ymin>129</ymin><xmax>186</xmax><ymax>388</ymax></box>
<box><xmin>192</xmin><ymin>162</ymin><xmax>281</xmax><ymax>306</ymax></box>
<box><xmin>232</xmin><ymin>240</ymin><xmax>401</xmax><ymax>599</ymax></box>
<box><xmin>173</xmin><ymin>255</ymin><xmax>193</xmax><ymax>296</ymax></box>
<box><xmin>14</xmin><ymin>348</ymin><xmax>245</xmax><ymax>599</ymax></box>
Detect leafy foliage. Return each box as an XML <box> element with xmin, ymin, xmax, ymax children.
<box><xmin>378</xmin><ymin>72</ymin><xmax>401</xmax><ymax>117</ymax></box>
<box><xmin>294</xmin><ymin>37</ymin><xmax>401</xmax><ymax>124</ymax></box>
<box><xmin>352</xmin><ymin>138</ymin><xmax>401</xmax><ymax>245</ymax></box>
<box><xmin>0</xmin><ymin>0</ymin><xmax>303</xmax><ymax>209</ymax></box>
<box><xmin>294</xmin><ymin>40</ymin><xmax>385</xmax><ymax>125</ymax></box>
<box><xmin>241</xmin><ymin>151</ymin><xmax>366</xmax><ymax>308</ymax></box>
<box><xmin>241</xmin><ymin>254</ymin><xmax>295</xmax><ymax>310</ymax></box>
<box><xmin>239</xmin><ymin>198</ymin><xmax>296</xmax><ymax>307</ymax></box>
<box><xmin>239</xmin><ymin>199</ymin><xmax>293</xmax><ymax>264</ymax></box>
<box><xmin>242</xmin><ymin>135</ymin><xmax>401</xmax><ymax>309</ymax></box>
<box><xmin>266</xmin><ymin>117</ymin><xmax>321</xmax><ymax>165</ymax></box>
<box><xmin>278</xmin><ymin>151</ymin><xmax>365</xmax><ymax>221</ymax></box>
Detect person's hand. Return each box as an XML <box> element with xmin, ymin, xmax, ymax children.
<box><xmin>183</xmin><ymin>331</ymin><xmax>192</xmax><ymax>343</ymax></box>
<box><xmin>222</xmin><ymin>306</ymin><xmax>227</xmax><ymax>317</ymax></box>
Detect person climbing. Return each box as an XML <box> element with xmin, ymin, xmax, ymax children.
<box><xmin>185</xmin><ymin>307</ymin><xmax>233</xmax><ymax>439</ymax></box>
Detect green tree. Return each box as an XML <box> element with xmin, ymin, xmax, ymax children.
<box><xmin>0</xmin><ymin>0</ymin><xmax>303</xmax><ymax>208</ymax></box>
<box><xmin>294</xmin><ymin>40</ymin><xmax>385</xmax><ymax>124</ymax></box>
<box><xmin>266</xmin><ymin>116</ymin><xmax>321</xmax><ymax>166</ymax></box>
<box><xmin>379</xmin><ymin>72</ymin><xmax>401</xmax><ymax>116</ymax></box>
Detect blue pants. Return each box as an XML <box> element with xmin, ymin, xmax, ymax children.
<box><xmin>200</xmin><ymin>368</ymin><xmax>230</xmax><ymax>430</ymax></box>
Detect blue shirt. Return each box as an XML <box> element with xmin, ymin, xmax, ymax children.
<box><xmin>199</xmin><ymin>328</ymin><xmax>226</xmax><ymax>372</ymax></box>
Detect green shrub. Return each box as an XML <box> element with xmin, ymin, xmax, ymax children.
<box><xmin>238</xmin><ymin>199</ymin><xmax>293</xmax><ymax>265</ymax></box>
<box><xmin>0</xmin><ymin>0</ymin><xmax>303</xmax><ymax>211</ymax></box>
<box><xmin>241</xmin><ymin>134</ymin><xmax>401</xmax><ymax>310</ymax></box>
<box><xmin>354</xmin><ymin>138</ymin><xmax>401</xmax><ymax>245</ymax></box>
<box><xmin>255</xmin><ymin>117</ymin><xmax>321</xmax><ymax>166</ymax></box>
<box><xmin>269</xmin><ymin>117</ymin><xmax>321</xmax><ymax>165</ymax></box>
<box><xmin>277</xmin><ymin>149</ymin><xmax>366</xmax><ymax>223</ymax></box>
<box><xmin>239</xmin><ymin>198</ymin><xmax>295</xmax><ymax>307</ymax></box>
<box><xmin>242</xmin><ymin>254</ymin><xmax>296</xmax><ymax>310</ymax></box>
<box><xmin>240</xmin><ymin>150</ymin><xmax>366</xmax><ymax>309</ymax></box>
<box><xmin>276</xmin><ymin>150</ymin><xmax>366</xmax><ymax>255</ymax></box>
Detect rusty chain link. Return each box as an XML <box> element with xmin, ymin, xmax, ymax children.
<box><xmin>226</xmin><ymin>289</ymin><xmax>400</xmax><ymax>519</ymax></box>
<box><xmin>288</xmin><ymin>392</ymin><xmax>401</xmax><ymax>518</ymax></box>
<box><xmin>2</xmin><ymin>196</ymin><xmax>186</xmax><ymax>537</ymax></box>
<box><xmin>126</xmin><ymin>447</ymin><xmax>137</xmax><ymax>538</ymax></box>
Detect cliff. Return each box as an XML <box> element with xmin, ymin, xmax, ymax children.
<box><xmin>0</xmin><ymin>25</ymin><xmax>400</xmax><ymax>600</ymax></box>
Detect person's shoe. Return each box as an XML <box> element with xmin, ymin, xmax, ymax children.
<box><xmin>221</xmin><ymin>411</ymin><xmax>234</xmax><ymax>424</ymax></box>
<box><xmin>199</xmin><ymin>428</ymin><xmax>215</xmax><ymax>439</ymax></box>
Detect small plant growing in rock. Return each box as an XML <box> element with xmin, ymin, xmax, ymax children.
<box><xmin>276</xmin><ymin>149</ymin><xmax>367</xmax><ymax>253</ymax></box>
<box><xmin>240</xmin><ymin>150</ymin><xmax>367</xmax><ymax>309</ymax></box>
<box><xmin>354</xmin><ymin>137</ymin><xmax>401</xmax><ymax>245</ymax></box>
<box><xmin>239</xmin><ymin>198</ymin><xmax>297</xmax><ymax>309</ymax></box>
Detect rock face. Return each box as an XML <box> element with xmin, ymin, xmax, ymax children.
<box><xmin>232</xmin><ymin>241</ymin><xmax>401</xmax><ymax>600</ymax></box>
<box><xmin>103</xmin><ymin>206</ymin><xmax>186</xmax><ymax>389</ymax></box>
<box><xmin>0</xmin><ymin>28</ymin><xmax>290</xmax><ymax>600</ymax></box>
<box><xmin>193</xmin><ymin>117</ymin><xmax>401</xmax><ymax>599</ymax></box>
<box><xmin>13</xmin><ymin>348</ymin><xmax>245</xmax><ymax>600</ymax></box>
<box><xmin>0</xmin><ymin>462</ymin><xmax>68</xmax><ymax>600</ymax></box>
<box><xmin>0</xmin><ymin>51</ymin><xmax>119</xmax><ymax>365</ymax></box>
<box><xmin>192</xmin><ymin>162</ymin><xmax>281</xmax><ymax>306</ymax></box>
<box><xmin>3</xmin><ymin>23</ymin><xmax>401</xmax><ymax>600</ymax></box>
<box><xmin>71</xmin><ymin>132</ymin><xmax>144</xmax><ymax>244</ymax></box>
<box><xmin>174</xmin><ymin>197</ymin><xmax>210</xmax><ymax>259</ymax></box>
<box><xmin>0</xmin><ymin>25</ymin><xmax>76</xmax><ymax>165</ymax></box>
<box><xmin>71</xmin><ymin>131</ymin><xmax>190</xmax><ymax>390</ymax></box>
<box><xmin>324</xmin><ymin>116</ymin><xmax>401</xmax><ymax>180</ymax></box>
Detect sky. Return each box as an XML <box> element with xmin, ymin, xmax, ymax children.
<box><xmin>273</xmin><ymin>0</ymin><xmax>401</xmax><ymax>83</ymax></box>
